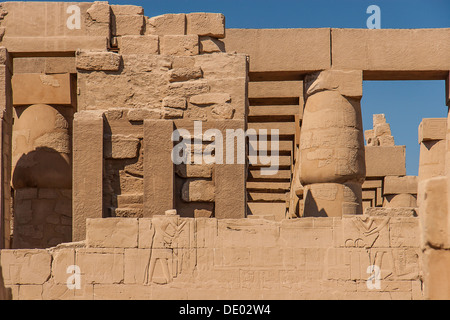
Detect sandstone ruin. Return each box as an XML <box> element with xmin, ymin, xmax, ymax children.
<box><xmin>0</xmin><ymin>1</ymin><xmax>449</xmax><ymax>300</ymax></box>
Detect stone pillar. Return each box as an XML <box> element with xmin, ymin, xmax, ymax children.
<box><xmin>299</xmin><ymin>70</ymin><xmax>365</xmax><ymax>217</ymax></box>
<box><xmin>72</xmin><ymin>111</ymin><xmax>104</xmax><ymax>241</ymax></box>
<box><xmin>418</xmin><ymin>118</ymin><xmax>446</xmax><ymax>184</ymax></box>
<box><xmin>0</xmin><ymin>47</ymin><xmax>12</xmax><ymax>249</ymax></box>
<box><xmin>214</xmin><ymin>120</ymin><xmax>246</xmax><ymax>219</ymax></box>
<box><xmin>143</xmin><ymin>120</ymin><xmax>175</xmax><ymax>217</ymax></box>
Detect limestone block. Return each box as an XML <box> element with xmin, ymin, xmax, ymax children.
<box><xmin>190</xmin><ymin>93</ymin><xmax>231</xmax><ymax>105</ymax></box>
<box><xmin>11</xmin><ymin>73</ymin><xmax>72</xmax><ymax>105</ymax></box>
<box><xmin>86</xmin><ymin>218</ymin><xmax>138</xmax><ymax>248</ymax></box>
<box><xmin>75</xmin><ymin>248</ymin><xmax>124</xmax><ymax>284</ymax></box>
<box><xmin>365</xmin><ymin>207</ymin><xmax>417</xmax><ymax>217</ymax></box>
<box><xmin>223</xmin><ymin>28</ymin><xmax>331</xmax><ymax>72</ymax></box>
<box><xmin>181</xmin><ymin>179</ymin><xmax>215</xmax><ymax>202</ymax></box>
<box><xmin>119</xmin><ymin>35</ymin><xmax>159</xmax><ymax>55</ymax></box>
<box><xmin>76</xmin><ymin>51</ymin><xmax>122</xmax><ymax>71</ymax></box>
<box><xmin>305</xmin><ymin>70</ymin><xmax>362</xmax><ymax>98</ymax></box>
<box><xmin>104</xmin><ymin>134</ymin><xmax>140</xmax><ymax>159</ymax></box>
<box><xmin>168</xmin><ymin>67</ymin><xmax>203</xmax><ymax>82</ymax></box>
<box><xmin>419</xmin><ymin>176</ymin><xmax>449</xmax><ymax>249</ymax></box>
<box><xmin>111</xmin><ymin>4</ymin><xmax>144</xmax><ymax>15</ymax></box>
<box><xmin>199</xmin><ymin>36</ymin><xmax>225</xmax><ymax>53</ymax></box>
<box><xmin>162</xmin><ymin>97</ymin><xmax>187</xmax><ymax>110</ymax></box>
<box><xmin>332</xmin><ymin>28</ymin><xmax>450</xmax><ymax>72</ymax></box>
<box><xmin>186</xmin><ymin>13</ymin><xmax>225</xmax><ymax>38</ymax></box>
<box><xmin>86</xmin><ymin>1</ymin><xmax>110</xmax><ymax>24</ymax></box>
<box><xmin>423</xmin><ymin>249</ymin><xmax>450</xmax><ymax>300</ymax></box>
<box><xmin>378</xmin><ymin>135</ymin><xmax>395</xmax><ymax>146</ymax></box>
<box><xmin>365</xmin><ymin>146</ymin><xmax>406</xmax><ymax>177</ymax></box>
<box><xmin>143</xmin><ymin>120</ymin><xmax>174</xmax><ymax>216</ymax></box>
<box><xmin>374</xmin><ymin>123</ymin><xmax>391</xmax><ymax>137</ymax></box>
<box><xmin>113</xmin><ymin>15</ymin><xmax>145</xmax><ymax>36</ymax></box>
<box><xmin>418</xmin><ymin>118</ymin><xmax>446</xmax><ymax>143</ymax></box>
<box><xmin>211</xmin><ymin>104</ymin><xmax>235</xmax><ymax>119</ymax></box>
<box><xmin>51</xmin><ymin>248</ymin><xmax>75</xmax><ymax>285</ymax></box>
<box><xmin>146</xmin><ymin>14</ymin><xmax>186</xmax><ymax>36</ymax></box>
<box><xmin>72</xmin><ymin>111</ymin><xmax>104</xmax><ymax>241</ymax></box>
<box><xmin>127</xmin><ymin>108</ymin><xmax>162</xmax><ymax>121</ymax></box>
<box><xmin>384</xmin><ymin>176</ymin><xmax>418</xmax><ymax>195</ymax></box>
<box><xmin>161</xmin><ymin>35</ymin><xmax>199</xmax><ymax>56</ymax></box>
<box><xmin>373</xmin><ymin>114</ymin><xmax>387</xmax><ymax>126</ymax></box>
<box><xmin>167</xmin><ymin>80</ymin><xmax>209</xmax><ymax>97</ymax></box>
<box><xmin>0</xmin><ymin>249</ymin><xmax>51</xmax><ymax>285</ymax></box>
<box><xmin>383</xmin><ymin>194</ymin><xmax>417</xmax><ymax>208</ymax></box>
<box><xmin>163</xmin><ymin>108</ymin><xmax>184</xmax><ymax>119</ymax></box>
<box><xmin>1</xmin><ymin>36</ymin><xmax>108</xmax><ymax>53</ymax></box>
<box><xmin>248</xmin><ymin>81</ymin><xmax>303</xmax><ymax>99</ymax></box>
<box><xmin>418</xmin><ymin>140</ymin><xmax>446</xmax><ymax>183</ymax></box>
<box><xmin>175</xmin><ymin>164</ymin><xmax>212</xmax><ymax>178</ymax></box>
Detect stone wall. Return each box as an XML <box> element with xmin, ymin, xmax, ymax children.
<box><xmin>0</xmin><ymin>210</ymin><xmax>422</xmax><ymax>300</ymax></box>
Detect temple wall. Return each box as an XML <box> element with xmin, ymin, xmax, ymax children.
<box><xmin>0</xmin><ymin>211</ymin><xmax>422</xmax><ymax>300</ymax></box>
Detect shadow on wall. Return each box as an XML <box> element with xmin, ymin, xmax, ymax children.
<box><xmin>0</xmin><ymin>265</ymin><xmax>11</xmax><ymax>300</ymax></box>
<box><xmin>303</xmin><ymin>191</ymin><xmax>328</xmax><ymax>217</ymax></box>
<box><xmin>12</xmin><ymin>146</ymin><xmax>72</xmax><ymax>190</ymax></box>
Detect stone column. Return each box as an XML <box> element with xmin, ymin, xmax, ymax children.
<box><xmin>299</xmin><ymin>70</ymin><xmax>365</xmax><ymax>217</ymax></box>
<box><xmin>143</xmin><ymin>120</ymin><xmax>175</xmax><ymax>217</ymax></box>
<box><xmin>72</xmin><ymin>111</ymin><xmax>104</xmax><ymax>241</ymax></box>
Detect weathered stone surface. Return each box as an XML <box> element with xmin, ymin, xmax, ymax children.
<box><xmin>384</xmin><ymin>176</ymin><xmax>418</xmax><ymax>195</ymax></box>
<box><xmin>162</xmin><ymin>97</ymin><xmax>187</xmax><ymax>110</ymax></box>
<box><xmin>418</xmin><ymin>118</ymin><xmax>447</xmax><ymax>143</ymax></box>
<box><xmin>199</xmin><ymin>36</ymin><xmax>225</xmax><ymax>53</ymax></box>
<box><xmin>187</xmin><ymin>13</ymin><xmax>225</xmax><ymax>38</ymax></box>
<box><xmin>76</xmin><ymin>51</ymin><xmax>122</xmax><ymax>71</ymax></box>
<box><xmin>168</xmin><ymin>67</ymin><xmax>203</xmax><ymax>82</ymax></box>
<box><xmin>12</xmin><ymin>73</ymin><xmax>72</xmax><ymax>105</ymax></box>
<box><xmin>86</xmin><ymin>218</ymin><xmax>138</xmax><ymax>248</ymax></box>
<box><xmin>113</xmin><ymin>15</ymin><xmax>145</xmax><ymax>36</ymax></box>
<box><xmin>190</xmin><ymin>93</ymin><xmax>230</xmax><ymax>105</ymax></box>
<box><xmin>127</xmin><ymin>108</ymin><xmax>162</xmax><ymax>121</ymax></box>
<box><xmin>181</xmin><ymin>179</ymin><xmax>215</xmax><ymax>202</ymax></box>
<box><xmin>119</xmin><ymin>35</ymin><xmax>159</xmax><ymax>55</ymax></box>
<box><xmin>0</xmin><ymin>250</ymin><xmax>51</xmax><ymax>285</ymax></box>
<box><xmin>146</xmin><ymin>14</ymin><xmax>186</xmax><ymax>36</ymax></box>
<box><xmin>223</xmin><ymin>28</ymin><xmax>331</xmax><ymax>72</ymax></box>
<box><xmin>161</xmin><ymin>35</ymin><xmax>199</xmax><ymax>56</ymax></box>
<box><xmin>365</xmin><ymin>146</ymin><xmax>406</xmax><ymax>177</ymax></box>
<box><xmin>104</xmin><ymin>134</ymin><xmax>140</xmax><ymax>159</ymax></box>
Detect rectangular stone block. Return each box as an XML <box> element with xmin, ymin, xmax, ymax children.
<box><xmin>384</xmin><ymin>176</ymin><xmax>418</xmax><ymax>195</ymax></box>
<box><xmin>1</xmin><ymin>36</ymin><xmax>108</xmax><ymax>53</ymax></box>
<box><xmin>248</xmin><ymin>81</ymin><xmax>303</xmax><ymax>99</ymax></box>
<box><xmin>143</xmin><ymin>120</ymin><xmax>174</xmax><ymax>216</ymax></box>
<box><xmin>365</xmin><ymin>146</ymin><xmax>406</xmax><ymax>177</ymax></box>
<box><xmin>113</xmin><ymin>15</ymin><xmax>145</xmax><ymax>36</ymax></box>
<box><xmin>423</xmin><ymin>249</ymin><xmax>450</xmax><ymax>299</ymax></box>
<box><xmin>332</xmin><ymin>28</ymin><xmax>450</xmax><ymax>75</ymax></box>
<box><xmin>213</xmin><ymin>120</ymin><xmax>246</xmax><ymax>218</ymax></box>
<box><xmin>86</xmin><ymin>218</ymin><xmax>138</xmax><ymax>248</ymax></box>
<box><xmin>12</xmin><ymin>73</ymin><xmax>72</xmax><ymax>105</ymax></box>
<box><xmin>160</xmin><ymin>35</ymin><xmax>199</xmax><ymax>56</ymax></box>
<box><xmin>146</xmin><ymin>14</ymin><xmax>186</xmax><ymax>36</ymax></box>
<box><xmin>119</xmin><ymin>35</ymin><xmax>159</xmax><ymax>55</ymax></box>
<box><xmin>0</xmin><ymin>249</ymin><xmax>51</xmax><ymax>285</ymax></box>
<box><xmin>186</xmin><ymin>13</ymin><xmax>225</xmax><ymax>38</ymax></box>
<box><xmin>419</xmin><ymin>176</ymin><xmax>449</xmax><ymax>249</ymax></box>
<box><xmin>75</xmin><ymin>248</ymin><xmax>124</xmax><ymax>284</ymax></box>
<box><xmin>73</xmin><ymin>111</ymin><xmax>104</xmax><ymax>241</ymax></box>
<box><xmin>223</xmin><ymin>28</ymin><xmax>331</xmax><ymax>72</ymax></box>
<box><xmin>418</xmin><ymin>118</ymin><xmax>447</xmax><ymax>143</ymax></box>
<box><xmin>76</xmin><ymin>51</ymin><xmax>122</xmax><ymax>71</ymax></box>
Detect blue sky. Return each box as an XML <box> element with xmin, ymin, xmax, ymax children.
<box><xmin>33</xmin><ymin>0</ymin><xmax>450</xmax><ymax>175</ymax></box>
